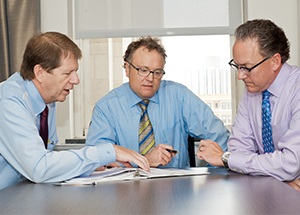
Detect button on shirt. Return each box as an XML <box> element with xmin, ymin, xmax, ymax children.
<box><xmin>86</xmin><ymin>80</ymin><xmax>229</xmax><ymax>168</ymax></box>
<box><xmin>228</xmin><ymin>63</ymin><xmax>300</xmax><ymax>181</ymax></box>
<box><xmin>0</xmin><ymin>73</ymin><xmax>115</xmax><ymax>190</ymax></box>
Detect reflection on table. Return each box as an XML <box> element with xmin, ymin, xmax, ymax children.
<box><xmin>0</xmin><ymin>168</ymin><xmax>299</xmax><ymax>215</ymax></box>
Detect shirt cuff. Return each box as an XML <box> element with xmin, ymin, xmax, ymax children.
<box><xmin>95</xmin><ymin>142</ymin><xmax>116</xmax><ymax>166</ymax></box>
<box><xmin>228</xmin><ymin>151</ymin><xmax>252</xmax><ymax>174</ymax></box>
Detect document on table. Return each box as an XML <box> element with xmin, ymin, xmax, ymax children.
<box><xmin>53</xmin><ymin>167</ymin><xmax>210</xmax><ymax>186</ymax></box>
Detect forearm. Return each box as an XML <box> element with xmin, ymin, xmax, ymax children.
<box><xmin>30</xmin><ymin>143</ymin><xmax>116</xmax><ymax>183</ymax></box>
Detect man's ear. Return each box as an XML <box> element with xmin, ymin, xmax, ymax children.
<box><xmin>125</xmin><ymin>62</ymin><xmax>130</xmax><ymax>78</ymax></box>
<box><xmin>271</xmin><ymin>53</ymin><xmax>282</xmax><ymax>72</ymax></box>
<box><xmin>33</xmin><ymin>65</ymin><xmax>44</xmax><ymax>82</ymax></box>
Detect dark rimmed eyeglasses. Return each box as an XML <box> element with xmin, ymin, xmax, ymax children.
<box><xmin>228</xmin><ymin>57</ymin><xmax>270</xmax><ymax>76</ymax></box>
<box><xmin>126</xmin><ymin>60</ymin><xmax>165</xmax><ymax>79</ymax></box>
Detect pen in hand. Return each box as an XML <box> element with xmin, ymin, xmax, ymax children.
<box><xmin>166</xmin><ymin>149</ymin><xmax>180</xmax><ymax>154</ymax></box>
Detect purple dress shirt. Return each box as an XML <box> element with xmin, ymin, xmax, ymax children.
<box><xmin>228</xmin><ymin>63</ymin><xmax>300</xmax><ymax>181</ymax></box>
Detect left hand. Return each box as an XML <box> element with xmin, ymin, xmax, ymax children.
<box><xmin>196</xmin><ymin>139</ymin><xmax>224</xmax><ymax>166</ymax></box>
<box><xmin>286</xmin><ymin>179</ymin><xmax>300</xmax><ymax>192</ymax></box>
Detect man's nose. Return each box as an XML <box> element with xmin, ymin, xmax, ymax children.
<box><xmin>70</xmin><ymin>72</ymin><xmax>80</xmax><ymax>85</ymax></box>
<box><xmin>146</xmin><ymin>72</ymin><xmax>154</xmax><ymax>81</ymax></box>
<box><xmin>237</xmin><ymin>69</ymin><xmax>247</xmax><ymax>80</ymax></box>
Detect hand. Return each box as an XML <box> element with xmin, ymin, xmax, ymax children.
<box><xmin>144</xmin><ymin>143</ymin><xmax>175</xmax><ymax>167</ymax></box>
<box><xmin>286</xmin><ymin>179</ymin><xmax>300</xmax><ymax>192</ymax></box>
<box><xmin>113</xmin><ymin>145</ymin><xmax>150</xmax><ymax>172</ymax></box>
<box><xmin>95</xmin><ymin>162</ymin><xmax>122</xmax><ymax>171</ymax></box>
<box><xmin>95</xmin><ymin>166</ymin><xmax>106</xmax><ymax>171</ymax></box>
<box><xmin>196</xmin><ymin>139</ymin><xmax>224</xmax><ymax>166</ymax></box>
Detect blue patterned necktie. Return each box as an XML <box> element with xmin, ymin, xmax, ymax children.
<box><xmin>262</xmin><ymin>90</ymin><xmax>274</xmax><ymax>153</ymax></box>
<box><xmin>138</xmin><ymin>100</ymin><xmax>155</xmax><ymax>155</ymax></box>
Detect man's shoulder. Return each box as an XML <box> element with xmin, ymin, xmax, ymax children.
<box><xmin>95</xmin><ymin>83</ymin><xmax>129</xmax><ymax>105</ymax></box>
<box><xmin>159</xmin><ymin>80</ymin><xmax>189</xmax><ymax>92</ymax></box>
<box><xmin>157</xmin><ymin>80</ymin><xmax>199</xmax><ymax>105</ymax></box>
<box><xmin>288</xmin><ymin>64</ymin><xmax>300</xmax><ymax>82</ymax></box>
<box><xmin>281</xmin><ymin>64</ymin><xmax>300</xmax><ymax>93</ymax></box>
<box><xmin>0</xmin><ymin>73</ymin><xmax>26</xmax><ymax>99</ymax></box>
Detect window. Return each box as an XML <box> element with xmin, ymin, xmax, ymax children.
<box><xmin>70</xmin><ymin>0</ymin><xmax>242</xmax><ymax>139</ymax></box>
<box><xmin>227</xmin><ymin>102</ymin><xmax>231</xmax><ymax>109</ymax></box>
<box><xmin>206</xmin><ymin>102</ymin><xmax>212</xmax><ymax>108</ymax></box>
<box><xmin>222</xmin><ymin>102</ymin><xmax>227</xmax><ymax>110</ymax></box>
<box><xmin>214</xmin><ymin>102</ymin><xmax>219</xmax><ymax>109</ymax></box>
<box><xmin>75</xmin><ymin>35</ymin><xmax>232</xmax><ymax>136</ymax></box>
<box><xmin>228</xmin><ymin>115</ymin><xmax>232</xmax><ymax>124</ymax></box>
<box><xmin>222</xmin><ymin>115</ymin><xmax>227</xmax><ymax>124</ymax></box>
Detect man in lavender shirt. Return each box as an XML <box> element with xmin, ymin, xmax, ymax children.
<box><xmin>197</xmin><ymin>19</ymin><xmax>300</xmax><ymax>192</ymax></box>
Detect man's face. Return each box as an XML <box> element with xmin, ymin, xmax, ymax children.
<box><xmin>125</xmin><ymin>46</ymin><xmax>164</xmax><ymax>100</ymax></box>
<box><xmin>40</xmin><ymin>54</ymin><xmax>80</xmax><ymax>104</ymax></box>
<box><xmin>233</xmin><ymin>38</ymin><xmax>277</xmax><ymax>93</ymax></box>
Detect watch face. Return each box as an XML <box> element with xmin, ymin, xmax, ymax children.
<box><xmin>222</xmin><ymin>152</ymin><xmax>231</xmax><ymax>169</ymax></box>
<box><xmin>222</xmin><ymin>152</ymin><xmax>231</xmax><ymax>161</ymax></box>
<box><xmin>224</xmin><ymin>152</ymin><xmax>230</xmax><ymax>159</ymax></box>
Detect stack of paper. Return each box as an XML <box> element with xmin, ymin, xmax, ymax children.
<box><xmin>54</xmin><ymin>167</ymin><xmax>210</xmax><ymax>186</ymax></box>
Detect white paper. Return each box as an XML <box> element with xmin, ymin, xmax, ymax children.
<box><xmin>54</xmin><ymin>167</ymin><xmax>210</xmax><ymax>186</ymax></box>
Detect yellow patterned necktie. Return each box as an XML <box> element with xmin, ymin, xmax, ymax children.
<box><xmin>138</xmin><ymin>100</ymin><xmax>155</xmax><ymax>155</ymax></box>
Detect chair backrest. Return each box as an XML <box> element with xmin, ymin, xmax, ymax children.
<box><xmin>188</xmin><ymin>135</ymin><xmax>196</xmax><ymax>167</ymax></box>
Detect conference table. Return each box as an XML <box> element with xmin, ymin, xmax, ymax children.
<box><xmin>0</xmin><ymin>168</ymin><xmax>300</xmax><ymax>215</ymax></box>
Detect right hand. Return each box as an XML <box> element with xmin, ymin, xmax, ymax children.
<box><xmin>196</xmin><ymin>139</ymin><xmax>224</xmax><ymax>167</ymax></box>
<box><xmin>113</xmin><ymin>145</ymin><xmax>150</xmax><ymax>172</ymax></box>
<box><xmin>286</xmin><ymin>179</ymin><xmax>300</xmax><ymax>192</ymax></box>
<box><xmin>144</xmin><ymin>143</ymin><xmax>175</xmax><ymax>167</ymax></box>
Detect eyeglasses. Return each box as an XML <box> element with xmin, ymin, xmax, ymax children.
<box><xmin>126</xmin><ymin>60</ymin><xmax>165</xmax><ymax>79</ymax></box>
<box><xmin>228</xmin><ymin>57</ymin><xmax>270</xmax><ymax>76</ymax></box>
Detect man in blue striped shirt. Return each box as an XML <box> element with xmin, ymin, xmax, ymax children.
<box><xmin>86</xmin><ymin>36</ymin><xmax>229</xmax><ymax>168</ymax></box>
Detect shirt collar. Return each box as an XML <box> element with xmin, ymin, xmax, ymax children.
<box><xmin>267</xmin><ymin>63</ymin><xmax>290</xmax><ymax>98</ymax></box>
<box><xmin>24</xmin><ymin>79</ymin><xmax>47</xmax><ymax>115</ymax></box>
<box><xmin>125</xmin><ymin>83</ymin><xmax>159</xmax><ymax>108</ymax></box>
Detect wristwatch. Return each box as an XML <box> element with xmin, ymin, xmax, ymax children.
<box><xmin>221</xmin><ymin>151</ymin><xmax>232</xmax><ymax>170</ymax></box>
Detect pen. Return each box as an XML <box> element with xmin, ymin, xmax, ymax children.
<box><xmin>53</xmin><ymin>181</ymin><xmax>97</xmax><ymax>186</ymax></box>
<box><xmin>166</xmin><ymin>149</ymin><xmax>180</xmax><ymax>154</ymax></box>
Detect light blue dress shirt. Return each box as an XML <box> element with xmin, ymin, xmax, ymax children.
<box><xmin>228</xmin><ymin>63</ymin><xmax>300</xmax><ymax>181</ymax></box>
<box><xmin>0</xmin><ymin>72</ymin><xmax>116</xmax><ymax>190</ymax></box>
<box><xmin>86</xmin><ymin>80</ymin><xmax>229</xmax><ymax>168</ymax></box>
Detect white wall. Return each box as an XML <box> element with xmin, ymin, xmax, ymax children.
<box><xmin>40</xmin><ymin>0</ymin><xmax>300</xmax><ymax>143</ymax></box>
<box><xmin>233</xmin><ymin>0</ymin><xmax>300</xmax><ymax>122</ymax></box>
<box><xmin>245</xmin><ymin>0</ymin><xmax>299</xmax><ymax>66</ymax></box>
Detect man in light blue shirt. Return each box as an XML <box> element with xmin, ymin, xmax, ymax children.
<box><xmin>86</xmin><ymin>36</ymin><xmax>229</xmax><ymax>168</ymax></box>
<box><xmin>0</xmin><ymin>32</ymin><xmax>149</xmax><ymax>190</ymax></box>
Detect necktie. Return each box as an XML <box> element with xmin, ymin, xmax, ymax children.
<box><xmin>39</xmin><ymin>106</ymin><xmax>49</xmax><ymax>149</ymax></box>
<box><xmin>138</xmin><ymin>100</ymin><xmax>155</xmax><ymax>155</ymax></box>
<box><xmin>262</xmin><ymin>90</ymin><xmax>274</xmax><ymax>153</ymax></box>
